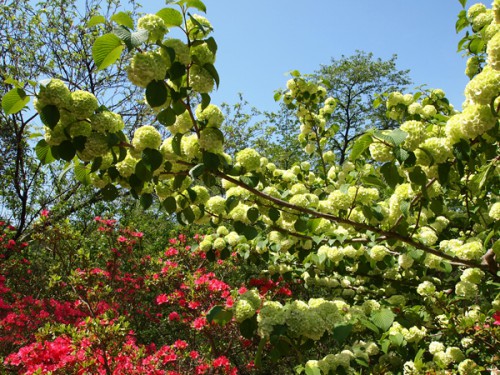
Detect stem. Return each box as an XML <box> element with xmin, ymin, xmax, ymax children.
<box><xmin>213</xmin><ymin>170</ymin><xmax>493</xmax><ymax>273</ymax></box>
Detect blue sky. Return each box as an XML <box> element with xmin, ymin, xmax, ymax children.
<box><xmin>141</xmin><ymin>1</ymin><xmax>470</xmax><ymax>111</ymax></box>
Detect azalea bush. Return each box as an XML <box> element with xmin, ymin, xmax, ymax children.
<box><xmin>1</xmin><ymin>0</ymin><xmax>500</xmax><ymax>374</ymax></box>
<box><xmin>1</xmin><ymin>217</ymin><xmax>265</xmax><ymax>374</ymax></box>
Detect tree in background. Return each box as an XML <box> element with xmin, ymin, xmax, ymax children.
<box><xmin>0</xmin><ymin>0</ymin><xmax>148</xmax><ymax>239</ymax></box>
<box><xmin>314</xmin><ymin>51</ymin><xmax>411</xmax><ymax>164</ymax></box>
<box><xmin>222</xmin><ymin>52</ymin><xmax>411</xmax><ymax>170</ymax></box>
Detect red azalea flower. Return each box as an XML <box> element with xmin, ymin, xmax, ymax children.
<box><xmin>192</xmin><ymin>317</ymin><xmax>207</xmax><ymax>330</ymax></box>
<box><xmin>493</xmin><ymin>311</ymin><xmax>500</xmax><ymax>326</ymax></box>
<box><xmin>212</xmin><ymin>356</ymin><xmax>230</xmax><ymax>368</ymax></box>
<box><xmin>174</xmin><ymin>339</ymin><xmax>188</xmax><ymax>349</ymax></box>
<box><xmin>40</xmin><ymin>209</ymin><xmax>49</xmax><ymax>217</ymax></box>
<box><xmin>168</xmin><ymin>312</ymin><xmax>180</xmax><ymax>321</ymax></box>
<box><xmin>156</xmin><ymin>294</ymin><xmax>168</xmax><ymax>305</ymax></box>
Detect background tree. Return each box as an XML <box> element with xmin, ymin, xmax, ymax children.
<box><xmin>0</xmin><ymin>0</ymin><xmax>152</xmax><ymax>239</ymax></box>
<box><xmin>314</xmin><ymin>51</ymin><xmax>411</xmax><ymax>163</ymax></box>
<box><xmin>221</xmin><ymin>52</ymin><xmax>411</xmax><ymax>169</ymax></box>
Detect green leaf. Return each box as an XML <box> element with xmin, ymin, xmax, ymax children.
<box><xmin>389</xmin><ymin>332</ymin><xmax>405</xmax><ymax>347</ymax></box>
<box><xmin>201</xmin><ymin>93</ymin><xmax>211</xmax><ymax>110</ymax></box>
<box><xmin>173</xmin><ymin>175</ymin><xmax>187</xmax><ymax>190</ymax></box>
<box><xmin>206</xmin><ymin>305</ymin><xmax>233</xmax><ymax>325</ymax></box>
<box><xmin>459</xmin><ymin>0</ymin><xmax>467</xmax><ymax>8</ymax></box>
<box><xmin>203</xmin><ymin>63</ymin><xmax>220</xmax><ymax>89</ymax></box>
<box><xmin>130</xmin><ymin>29</ymin><xmax>149</xmax><ymax>48</ymax></box>
<box><xmin>110</xmin><ymin>11</ymin><xmax>134</xmax><ymax>29</ymax></box>
<box><xmin>182</xmin><ymin>0</ymin><xmax>207</xmax><ymax>13</ymax></box>
<box><xmin>87</xmin><ymin>15</ymin><xmax>106</xmax><ymax>28</ymax></box>
<box><xmin>146</xmin><ymin>80</ymin><xmax>168</xmax><ymax>108</ymax></box>
<box><xmin>202</xmin><ymin>151</ymin><xmax>220</xmax><ymax>171</ymax></box>
<box><xmin>205</xmin><ymin>37</ymin><xmax>218</xmax><ymax>54</ymax></box>
<box><xmin>469</xmin><ymin>37</ymin><xmax>485</xmax><ymax>54</ymax></box>
<box><xmin>54</xmin><ymin>140</ymin><xmax>76</xmax><ymax>161</ymax></box>
<box><xmin>247</xmin><ymin>207</ymin><xmax>260</xmax><ymax>223</ymax></box>
<box><xmin>371</xmin><ymin>308</ymin><xmax>396</xmax><ymax>331</ymax></box>
<box><xmin>388</xmin><ymin>128</ymin><xmax>408</xmax><ymax>146</ymax></box>
<box><xmin>135</xmin><ymin>160</ymin><xmax>153</xmax><ymax>182</ymax></box>
<box><xmin>156</xmin><ymin>8</ymin><xmax>183</xmax><ymax>26</ymax></box>
<box><xmin>162</xmin><ymin>196</ymin><xmax>177</xmax><ymax>214</ymax></box>
<box><xmin>182</xmin><ymin>206</ymin><xmax>195</xmax><ymax>223</ymax></box>
<box><xmin>333</xmin><ymin>324</ymin><xmax>353</xmax><ymax>343</ymax></box>
<box><xmin>438</xmin><ymin>163</ymin><xmax>451</xmax><ymax>185</ymax></box>
<box><xmin>172</xmin><ymin>133</ymin><xmax>183</xmax><ymax>156</ymax></box>
<box><xmin>169</xmin><ymin>62</ymin><xmax>186</xmax><ymax>80</ymax></box>
<box><xmin>360</xmin><ymin>318</ymin><xmax>379</xmax><ymax>334</ymax></box>
<box><xmin>274</xmin><ymin>91</ymin><xmax>282</xmax><ymax>102</ymax></box>
<box><xmin>239</xmin><ymin>315</ymin><xmax>258</xmax><ymax>339</ymax></box>
<box><xmin>92</xmin><ymin>33</ymin><xmax>124</xmax><ymax>70</ymax></box>
<box><xmin>294</xmin><ymin>217</ymin><xmax>308</xmax><ymax>233</ymax></box>
<box><xmin>2</xmin><ymin>88</ymin><xmax>30</xmax><ymax>115</ymax></box>
<box><xmin>90</xmin><ymin>157</ymin><xmax>102</xmax><ymax>172</ymax></box>
<box><xmin>240</xmin><ymin>175</ymin><xmax>259</xmax><ymax>188</ymax></box>
<box><xmin>453</xmin><ymin>139</ymin><xmax>471</xmax><ymax>161</ymax></box>
<box><xmin>234</xmin><ymin>221</ymin><xmax>258</xmax><ymax>240</ymax></box>
<box><xmin>268</xmin><ymin>207</ymin><xmax>280</xmax><ymax>222</ymax></box>
<box><xmin>101</xmin><ymin>184</ymin><xmax>120</xmax><ymax>201</ymax></box>
<box><xmin>189</xmin><ymin>163</ymin><xmax>206</xmax><ymax>179</ymax></box>
<box><xmin>142</xmin><ymin>148</ymin><xmax>163</xmax><ymax>171</ymax></box>
<box><xmin>409</xmin><ymin>166</ymin><xmax>427</xmax><ymax>186</ymax></box>
<box><xmin>349</xmin><ymin>133</ymin><xmax>373</xmax><ymax>161</ymax></box>
<box><xmin>157</xmin><ymin>108</ymin><xmax>177</xmax><ymax>127</ymax></box>
<box><xmin>35</xmin><ymin>140</ymin><xmax>55</xmax><ymax>164</ymax></box>
<box><xmin>140</xmin><ymin>193</ymin><xmax>154</xmax><ymax>209</ymax></box>
<box><xmin>304</xmin><ymin>364</ymin><xmax>321</xmax><ymax>375</ymax></box>
<box><xmin>74</xmin><ymin>163</ymin><xmax>91</xmax><ymax>185</ymax></box>
<box><xmin>380</xmin><ymin>162</ymin><xmax>403</xmax><ymax>190</ymax></box>
<box><xmin>39</xmin><ymin>105</ymin><xmax>60</xmax><ymax>129</ymax></box>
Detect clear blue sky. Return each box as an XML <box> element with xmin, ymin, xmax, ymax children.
<box><xmin>141</xmin><ymin>1</ymin><xmax>469</xmax><ymax>111</ymax></box>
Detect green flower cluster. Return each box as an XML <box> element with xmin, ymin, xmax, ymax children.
<box><xmin>137</xmin><ymin>14</ymin><xmax>168</xmax><ymax>42</ymax></box>
<box><xmin>131</xmin><ymin>125</ymin><xmax>162</xmax><ymax>152</ymax></box>
<box><xmin>195</xmin><ymin>104</ymin><xmax>224</xmax><ymax>128</ymax></box>
<box><xmin>234</xmin><ymin>289</ymin><xmax>261</xmax><ymax>322</ymax></box>
<box><xmin>186</xmin><ymin>14</ymin><xmax>212</xmax><ymax>40</ymax></box>
<box><xmin>127</xmin><ymin>51</ymin><xmax>169</xmax><ymax>88</ymax></box>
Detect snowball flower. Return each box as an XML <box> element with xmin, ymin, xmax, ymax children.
<box><xmin>369</xmin><ymin>245</ymin><xmax>389</xmax><ymax>261</ymax></box>
<box><xmin>137</xmin><ymin>14</ymin><xmax>168</xmax><ymax>42</ymax></box>
<box><xmin>37</xmin><ymin>78</ymin><xmax>71</xmax><ymax>108</ymax></box>
<box><xmin>489</xmin><ymin>202</ymin><xmax>500</xmax><ymax>220</ymax></box>
<box><xmin>458</xmin><ymin>359</ymin><xmax>480</xmax><ymax>375</ymax></box>
<box><xmin>464</xmin><ymin>66</ymin><xmax>500</xmax><ymax>105</ymax></box>
<box><xmin>162</xmin><ymin>38</ymin><xmax>191</xmax><ymax>65</ymax></box>
<box><xmin>460</xmin><ymin>268</ymin><xmax>485</xmax><ymax>284</ymax></box>
<box><xmin>132</xmin><ymin>125</ymin><xmax>162</xmax><ymax>152</ymax></box>
<box><xmin>70</xmin><ymin>90</ymin><xmax>99</xmax><ymax>118</ymax></box>
<box><xmin>455</xmin><ymin>280</ymin><xmax>478</xmax><ymax>299</ymax></box>
<box><xmin>234</xmin><ymin>299</ymin><xmax>256</xmax><ymax>322</ymax></box>
<box><xmin>127</xmin><ymin>51</ymin><xmax>169</xmax><ymax>88</ymax></box>
<box><xmin>90</xmin><ymin>111</ymin><xmax>124</xmax><ymax>133</ymax></box>
<box><xmin>205</xmin><ymin>196</ymin><xmax>226</xmax><ymax>215</ymax></box>
<box><xmin>369</xmin><ymin>141</ymin><xmax>393</xmax><ymax>162</ymax></box>
<box><xmin>195</xmin><ymin>104</ymin><xmax>224</xmax><ymax>128</ymax></box>
<box><xmin>186</xmin><ymin>14</ymin><xmax>213</xmax><ymax>40</ymax></box>
<box><xmin>429</xmin><ymin>341</ymin><xmax>445</xmax><ymax>355</ymax></box>
<box><xmin>79</xmin><ymin>133</ymin><xmax>109</xmax><ymax>161</ymax></box>
<box><xmin>417</xmin><ymin>281</ymin><xmax>436</xmax><ymax>297</ymax></box>
<box><xmin>236</xmin><ymin>148</ymin><xmax>261</xmax><ymax>171</ymax></box>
